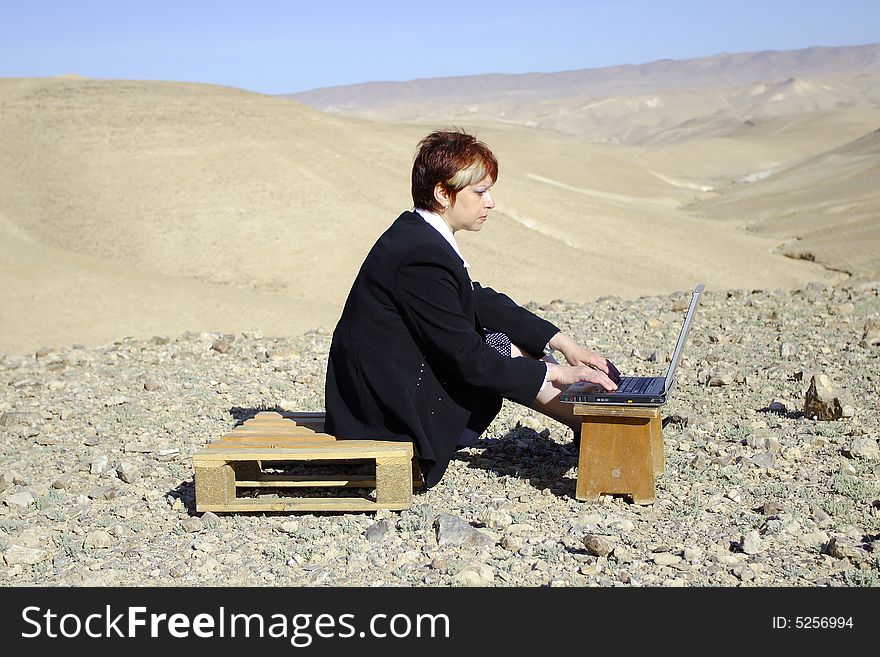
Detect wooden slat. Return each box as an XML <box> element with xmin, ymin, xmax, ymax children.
<box><xmin>244</xmin><ymin>411</ymin><xmax>325</xmax><ymax>423</ymax></box>
<box><xmin>237</xmin><ymin>474</ymin><xmax>377</xmax><ymax>488</ymax></box>
<box><xmin>231</xmin><ymin>426</ymin><xmax>318</xmax><ymax>434</ymax></box>
<box><xmin>572</xmin><ymin>404</ymin><xmax>660</xmax><ymax>419</ymax></box>
<box><xmin>193</xmin><ymin>442</ymin><xmax>412</xmax><ymax>462</ymax></box>
<box><xmin>206</xmin><ymin>439</ymin><xmax>336</xmax><ymax>449</ymax></box>
<box><xmin>220</xmin><ymin>433</ymin><xmax>334</xmax><ymax>442</ymax></box>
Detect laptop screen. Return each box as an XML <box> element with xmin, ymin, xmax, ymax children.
<box><xmin>663</xmin><ymin>284</ymin><xmax>704</xmax><ymax>393</ymax></box>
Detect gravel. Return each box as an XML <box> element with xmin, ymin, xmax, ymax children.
<box><xmin>1</xmin><ymin>284</ymin><xmax>879</xmax><ymax>587</ymax></box>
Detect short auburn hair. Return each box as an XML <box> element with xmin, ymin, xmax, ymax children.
<box><xmin>411</xmin><ymin>130</ymin><xmax>499</xmax><ymax>212</ymax></box>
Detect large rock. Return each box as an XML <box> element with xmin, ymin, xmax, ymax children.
<box><xmin>84</xmin><ymin>530</ymin><xmax>115</xmax><ymax>549</ymax></box>
<box><xmin>861</xmin><ymin>319</ymin><xmax>880</xmax><ymax>347</ymax></box>
<box><xmin>211</xmin><ymin>334</ymin><xmax>236</xmax><ymax>354</ymax></box>
<box><xmin>364</xmin><ymin>519</ymin><xmax>396</xmax><ymax>543</ymax></box>
<box><xmin>0</xmin><ymin>411</ymin><xmax>42</xmax><ymax>427</ymax></box>
<box><xmin>583</xmin><ymin>534</ymin><xmax>614</xmax><ymax>557</ymax></box>
<box><xmin>804</xmin><ymin>374</ymin><xmax>846</xmax><ymax>420</ymax></box>
<box><xmin>434</xmin><ymin>514</ymin><xmax>495</xmax><ymax>549</ymax></box>
<box><xmin>3</xmin><ymin>544</ymin><xmax>49</xmax><ymax>566</ymax></box>
<box><xmin>849</xmin><ymin>437</ymin><xmax>880</xmax><ymax>461</ymax></box>
<box><xmin>825</xmin><ymin>536</ymin><xmax>866</xmax><ymax>560</ymax></box>
<box><xmin>452</xmin><ymin>563</ymin><xmax>495</xmax><ymax>586</ymax></box>
<box><xmin>4</xmin><ymin>492</ymin><xmax>35</xmax><ymax>510</ymax></box>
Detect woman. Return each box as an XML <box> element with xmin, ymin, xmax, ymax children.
<box><xmin>325</xmin><ymin>130</ymin><xmax>619</xmax><ymax>487</ymax></box>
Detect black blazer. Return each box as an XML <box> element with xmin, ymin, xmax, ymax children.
<box><xmin>325</xmin><ymin>211</ymin><xmax>560</xmax><ymax>486</ymax></box>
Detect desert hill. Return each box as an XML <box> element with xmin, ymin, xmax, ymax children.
<box><xmin>689</xmin><ymin>127</ymin><xmax>880</xmax><ymax>279</ymax></box>
<box><xmin>2</xmin><ymin>45</ymin><xmax>878</xmax><ymax>354</ymax></box>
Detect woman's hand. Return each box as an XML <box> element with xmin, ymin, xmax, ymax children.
<box><xmin>545</xmin><ymin>363</ymin><xmax>618</xmax><ymax>391</ymax></box>
<box><xmin>548</xmin><ymin>333</ymin><xmax>621</xmax><ymax>382</ymax></box>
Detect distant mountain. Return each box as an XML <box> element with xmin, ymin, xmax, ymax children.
<box><xmin>285</xmin><ymin>44</ymin><xmax>880</xmax><ymax>111</ymax></box>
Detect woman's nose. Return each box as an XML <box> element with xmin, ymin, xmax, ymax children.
<box><xmin>484</xmin><ymin>191</ymin><xmax>495</xmax><ymax>208</ymax></box>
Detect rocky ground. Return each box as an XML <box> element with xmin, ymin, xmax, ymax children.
<box><xmin>1</xmin><ymin>283</ymin><xmax>879</xmax><ymax>587</ymax></box>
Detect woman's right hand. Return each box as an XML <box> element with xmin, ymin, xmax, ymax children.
<box><xmin>546</xmin><ymin>362</ymin><xmax>618</xmax><ymax>391</ymax></box>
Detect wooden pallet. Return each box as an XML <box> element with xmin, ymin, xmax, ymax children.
<box><xmin>193</xmin><ymin>411</ymin><xmax>417</xmax><ymax>512</ymax></box>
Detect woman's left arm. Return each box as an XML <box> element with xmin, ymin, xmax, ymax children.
<box><xmin>473</xmin><ymin>282</ymin><xmax>620</xmax><ymax>381</ymax></box>
<box><xmin>472</xmin><ymin>282</ymin><xmax>559</xmax><ymax>357</ymax></box>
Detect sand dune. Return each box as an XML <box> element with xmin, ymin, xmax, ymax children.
<box><xmin>1</xmin><ymin>47</ymin><xmax>875</xmax><ymax>354</ymax></box>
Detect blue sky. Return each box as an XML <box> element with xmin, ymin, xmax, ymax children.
<box><xmin>1</xmin><ymin>0</ymin><xmax>878</xmax><ymax>94</ymax></box>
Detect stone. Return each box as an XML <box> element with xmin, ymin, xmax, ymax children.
<box><xmin>838</xmin><ymin>457</ymin><xmax>857</xmax><ymax>476</ymax></box>
<box><xmin>862</xmin><ymin>320</ymin><xmax>880</xmax><ymax>347</ymax></box>
<box><xmin>583</xmin><ymin>534</ymin><xmax>614</xmax><ymax>558</ymax></box>
<box><xmin>364</xmin><ymin>520</ymin><xmax>396</xmax><ymax>543</ymax></box>
<box><xmin>800</xmin><ymin>530</ymin><xmax>829</xmax><ymax>548</ymax></box>
<box><xmin>608</xmin><ymin>518</ymin><xmax>635</xmax><ymax>532</ymax></box>
<box><xmin>751</xmin><ymin>451</ymin><xmax>776</xmax><ymax>469</ymax></box>
<box><xmin>84</xmin><ymin>530</ymin><xmax>115</xmax><ymax>549</ymax></box>
<box><xmin>742</xmin><ymin>530</ymin><xmax>763</xmax><ymax>555</ymax></box>
<box><xmin>434</xmin><ymin>514</ymin><xmax>496</xmax><ymax>549</ymax></box>
<box><xmin>211</xmin><ymin>334</ymin><xmax>236</xmax><ymax>354</ymax></box>
<box><xmin>849</xmin><ymin>437</ymin><xmax>880</xmax><ymax>461</ymax></box>
<box><xmin>804</xmin><ymin>374</ymin><xmax>845</xmax><ymax>420</ymax></box>
<box><xmin>0</xmin><ymin>411</ymin><xmax>42</xmax><ymax>427</ymax></box>
<box><xmin>0</xmin><ymin>473</ymin><xmax>6</xmax><ymax>494</ymax></box>
<box><xmin>708</xmin><ymin>370</ymin><xmax>735</xmax><ymax>386</ymax></box>
<box><xmin>515</xmin><ymin>415</ymin><xmax>544</xmax><ymax>432</ymax></box>
<box><xmin>90</xmin><ymin>455</ymin><xmax>109</xmax><ymax>475</ymax></box>
<box><xmin>652</xmin><ymin>553</ymin><xmax>681</xmax><ymax>567</ymax></box>
<box><xmin>481</xmin><ymin>509</ymin><xmax>513</xmax><ymax>530</ymax></box>
<box><xmin>779</xmin><ymin>343</ymin><xmax>791</xmax><ymax>358</ymax></box>
<box><xmin>452</xmin><ymin>563</ymin><xmax>494</xmax><ymax>586</ymax></box>
<box><xmin>280</xmin><ymin>520</ymin><xmax>299</xmax><ymax>534</ymax></box>
<box><xmin>181</xmin><ymin>517</ymin><xmax>204</xmax><ymax>534</ymax></box>
<box><xmin>612</xmin><ymin>545</ymin><xmax>634</xmax><ymax>563</ymax></box>
<box><xmin>201</xmin><ymin>511</ymin><xmax>221</xmax><ymax>528</ymax></box>
<box><xmin>4</xmin><ymin>491</ymin><xmax>36</xmax><ymax>510</ymax></box>
<box><xmin>3</xmin><ymin>544</ymin><xmax>49</xmax><ymax>566</ymax></box>
<box><xmin>116</xmin><ymin>461</ymin><xmax>140</xmax><ymax>483</ymax></box>
<box><xmin>500</xmin><ymin>535</ymin><xmax>523</xmax><ymax>551</ymax></box>
<box><xmin>733</xmin><ymin>565</ymin><xmax>756</xmax><ymax>582</ymax></box>
<box><xmin>142</xmin><ymin>377</ymin><xmax>161</xmax><ymax>391</ymax></box>
<box><xmin>825</xmin><ymin>536</ymin><xmax>865</xmax><ymax>560</ymax></box>
<box><xmin>683</xmin><ymin>546</ymin><xmax>703</xmax><ymax>562</ymax></box>
<box><xmin>157</xmin><ymin>448</ymin><xmax>180</xmax><ymax>461</ymax></box>
<box><xmin>810</xmin><ymin>506</ymin><xmax>831</xmax><ymax>523</ymax></box>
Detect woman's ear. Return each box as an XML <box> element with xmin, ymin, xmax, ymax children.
<box><xmin>433</xmin><ymin>183</ymin><xmax>449</xmax><ymax>209</ymax></box>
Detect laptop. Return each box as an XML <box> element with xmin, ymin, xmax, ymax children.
<box><xmin>559</xmin><ymin>284</ymin><xmax>704</xmax><ymax>406</ymax></box>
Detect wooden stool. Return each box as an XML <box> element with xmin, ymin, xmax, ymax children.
<box><xmin>193</xmin><ymin>411</ymin><xmax>421</xmax><ymax>513</ymax></box>
<box><xmin>573</xmin><ymin>405</ymin><xmax>664</xmax><ymax>505</ymax></box>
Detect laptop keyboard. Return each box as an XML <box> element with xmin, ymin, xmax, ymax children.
<box><xmin>617</xmin><ymin>377</ymin><xmax>661</xmax><ymax>394</ymax></box>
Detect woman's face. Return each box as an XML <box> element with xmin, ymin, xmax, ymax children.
<box><xmin>441</xmin><ymin>174</ymin><xmax>495</xmax><ymax>233</ymax></box>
